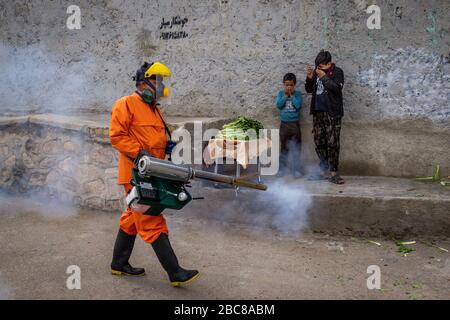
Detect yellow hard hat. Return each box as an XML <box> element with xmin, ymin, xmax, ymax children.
<box><xmin>144</xmin><ymin>61</ymin><xmax>171</xmax><ymax>78</ymax></box>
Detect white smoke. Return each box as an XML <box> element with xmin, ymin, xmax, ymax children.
<box><xmin>192</xmin><ymin>134</ymin><xmax>313</xmax><ymax>235</ymax></box>
<box><xmin>257</xmin><ymin>133</ymin><xmax>313</xmax><ymax>234</ymax></box>
<box><xmin>0</xmin><ymin>43</ymin><xmax>114</xmax><ymax>115</ymax></box>
<box><xmin>0</xmin><ymin>193</ymin><xmax>78</xmax><ymax>219</ymax></box>
<box><xmin>0</xmin><ymin>43</ymin><xmax>103</xmax><ymax>217</ymax></box>
<box><xmin>259</xmin><ymin>176</ymin><xmax>312</xmax><ymax>234</ymax></box>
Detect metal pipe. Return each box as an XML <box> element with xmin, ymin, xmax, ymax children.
<box><xmin>193</xmin><ymin>169</ymin><xmax>266</xmax><ymax>190</ymax></box>
<box><xmin>137</xmin><ymin>156</ymin><xmax>267</xmax><ymax>191</ymax></box>
<box><xmin>192</xmin><ymin>169</ymin><xmax>235</xmax><ymax>184</ymax></box>
<box><xmin>138</xmin><ymin>156</ymin><xmax>194</xmax><ymax>182</ymax></box>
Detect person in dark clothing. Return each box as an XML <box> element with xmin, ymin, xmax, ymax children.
<box><xmin>276</xmin><ymin>73</ymin><xmax>303</xmax><ymax>177</ymax></box>
<box><xmin>305</xmin><ymin>50</ymin><xmax>345</xmax><ymax>184</ymax></box>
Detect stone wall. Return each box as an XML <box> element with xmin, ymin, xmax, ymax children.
<box><xmin>0</xmin><ymin>115</ymin><xmax>230</xmax><ymax>211</ymax></box>
<box><xmin>0</xmin><ymin>122</ymin><xmax>124</xmax><ymax>211</ymax></box>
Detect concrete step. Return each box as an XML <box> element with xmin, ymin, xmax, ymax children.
<box><xmin>0</xmin><ymin>113</ymin><xmax>230</xmax><ymax>143</ymax></box>
<box><xmin>177</xmin><ymin>175</ymin><xmax>450</xmax><ymax>238</ymax></box>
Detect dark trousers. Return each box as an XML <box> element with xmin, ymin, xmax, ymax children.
<box><xmin>279</xmin><ymin>121</ymin><xmax>302</xmax><ymax>173</ymax></box>
<box><xmin>312</xmin><ymin>112</ymin><xmax>342</xmax><ymax>172</ymax></box>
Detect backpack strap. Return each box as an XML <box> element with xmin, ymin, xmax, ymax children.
<box><xmin>154</xmin><ymin>103</ymin><xmax>172</xmax><ymax>140</ymax></box>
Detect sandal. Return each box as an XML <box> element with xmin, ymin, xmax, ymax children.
<box><xmin>328</xmin><ymin>174</ymin><xmax>345</xmax><ymax>184</ymax></box>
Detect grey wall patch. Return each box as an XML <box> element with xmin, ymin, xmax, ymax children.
<box><xmin>359</xmin><ymin>47</ymin><xmax>450</xmax><ymax>124</ymax></box>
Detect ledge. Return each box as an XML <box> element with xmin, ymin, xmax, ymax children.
<box><xmin>0</xmin><ymin>113</ymin><xmax>229</xmax><ymax>131</ymax></box>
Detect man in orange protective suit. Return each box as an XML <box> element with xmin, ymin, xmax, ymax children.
<box><xmin>109</xmin><ymin>61</ymin><xmax>199</xmax><ymax>287</ymax></box>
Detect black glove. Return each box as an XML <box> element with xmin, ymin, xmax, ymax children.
<box><xmin>165</xmin><ymin>140</ymin><xmax>177</xmax><ymax>155</ymax></box>
<box><xmin>134</xmin><ymin>149</ymin><xmax>152</xmax><ymax>166</ymax></box>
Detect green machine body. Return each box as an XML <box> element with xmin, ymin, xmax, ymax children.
<box><xmin>126</xmin><ymin>169</ymin><xmax>193</xmax><ymax>216</ymax></box>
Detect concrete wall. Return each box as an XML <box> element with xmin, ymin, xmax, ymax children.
<box><xmin>0</xmin><ymin>0</ymin><xmax>449</xmax><ymax>176</ymax></box>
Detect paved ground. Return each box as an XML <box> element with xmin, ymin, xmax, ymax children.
<box><xmin>0</xmin><ymin>195</ymin><xmax>448</xmax><ymax>300</ymax></box>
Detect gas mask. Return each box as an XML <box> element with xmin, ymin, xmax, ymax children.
<box><xmin>134</xmin><ymin>61</ymin><xmax>172</xmax><ymax>105</ymax></box>
<box><xmin>139</xmin><ymin>76</ymin><xmax>170</xmax><ymax>105</ymax></box>
<box><xmin>140</xmin><ymin>88</ymin><xmax>156</xmax><ymax>105</ymax></box>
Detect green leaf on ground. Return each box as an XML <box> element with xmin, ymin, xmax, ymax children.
<box><xmin>415</xmin><ymin>165</ymin><xmax>440</xmax><ymax>182</ymax></box>
<box><xmin>395</xmin><ymin>241</ymin><xmax>415</xmax><ymax>255</ymax></box>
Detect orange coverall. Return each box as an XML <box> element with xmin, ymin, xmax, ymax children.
<box><xmin>109</xmin><ymin>92</ymin><xmax>169</xmax><ymax>244</ymax></box>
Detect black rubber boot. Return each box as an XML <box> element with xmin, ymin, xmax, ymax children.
<box><xmin>111</xmin><ymin>229</ymin><xmax>145</xmax><ymax>276</ymax></box>
<box><xmin>151</xmin><ymin>233</ymin><xmax>199</xmax><ymax>286</ymax></box>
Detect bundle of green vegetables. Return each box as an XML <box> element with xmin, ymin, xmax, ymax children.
<box><xmin>216</xmin><ymin>116</ymin><xmax>264</xmax><ymax>140</ymax></box>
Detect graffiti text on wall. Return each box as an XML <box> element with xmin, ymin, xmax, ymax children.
<box><xmin>160</xmin><ymin>16</ymin><xmax>189</xmax><ymax>40</ymax></box>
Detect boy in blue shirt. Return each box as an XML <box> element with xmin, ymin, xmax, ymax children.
<box><xmin>276</xmin><ymin>73</ymin><xmax>303</xmax><ymax>177</ymax></box>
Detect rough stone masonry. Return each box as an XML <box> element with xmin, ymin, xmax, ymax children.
<box><xmin>0</xmin><ymin>114</ymin><xmax>228</xmax><ymax>212</ymax></box>
<box><xmin>0</xmin><ymin>121</ymin><xmax>123</xmax><ymax>211</ymax></box>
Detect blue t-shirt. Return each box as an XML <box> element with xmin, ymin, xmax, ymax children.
<box><xmin>315</xmin><ymin>77</ymin><xmax>328</xmax><ymax>112</ymax></box>
<box><xmin>275</xmin><ymin>90</ymin><xmax>302</xmax><ymax>122</ymax></box>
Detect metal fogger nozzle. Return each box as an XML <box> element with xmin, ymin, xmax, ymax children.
<box><xmin>138</xmin><ymin>156</ymin><xmax>194</xmax><ymax>182</ymax></box>
<box><xmin>137</xmin><ymin>156</ymin><xmax>267</xmax><ymax>191</ymax></box>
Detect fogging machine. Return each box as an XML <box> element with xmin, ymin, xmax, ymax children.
<box><xmin>126</xmin><ymin>156</ymin><xmax>267</xmax><ymax>215</ymax></box>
